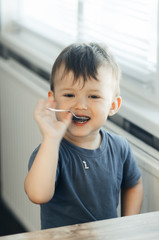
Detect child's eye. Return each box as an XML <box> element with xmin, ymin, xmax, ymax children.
<box><xmin>90</xmin><ymin>95</ymin><xmax>100</xmax><ymax>99</ymax></box>
<box><xmin>64</xmin><ymin>94</ymin><xmax>75</xmax><ymax>98</ymax></box>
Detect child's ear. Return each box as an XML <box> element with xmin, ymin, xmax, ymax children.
<box><xmin>48</xmin><ymin>90</ymin><xmax>54</xmax><ymax>99</ymax></box>
<box><xmin>109</xmin><ymin>96</ymin><xmax>122</xmax><ymax>116</ymax></box>
<box><xmin>48</xmin><ymin>90</ymin><xmax>56</xmax><ymax>105</ymax></box>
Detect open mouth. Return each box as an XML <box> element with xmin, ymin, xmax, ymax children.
<box><xmin>72</xmin><ymin>115</ymin><xmax>90</xmax><ymax>124</ymax></box>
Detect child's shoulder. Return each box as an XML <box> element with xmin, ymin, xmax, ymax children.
<box><xmin>102</xmin><ymin>129</ymin><xmax>133</xmax><ymax>162</ymax></box>
<box><xmin>102</xmin><ymin>128</ymin><xmax>127</xmax><ymax>143</ymax></box>
<box><xmin>101</xmin><ymin>128</ymin><xmax>130</xmax><ymax>152</ymax></box>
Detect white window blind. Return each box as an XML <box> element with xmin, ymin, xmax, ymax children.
<box><xmin>81</xmin><ymin>0</ymin><xmax>158</xmax><ymax>83</ymax></box>
<box><xmin>18</xmin><ymin>0</ymin><xmax>79</xmax><ymax>44</ymax></box>
<box><xmin>1</xmin><ymin>0</ymin><xmax>158</xmax><ymax>84</ymax></box>
<box><xmin>6</xmin><ymin>0</ymin><xmax>157</xmax><ymax>84</ymax></box>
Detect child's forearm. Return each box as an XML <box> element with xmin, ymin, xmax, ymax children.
<box><xmin>24</xmin><ymin>136</ymin><xmax>60</xmax><ymax>204</ymax></box>
<box><xmin>24</xmin><ymin>97</ymin><xmax>71</xmax><ymax>204</ymax></box>
<box><xmin>121</xmin><ymin>177</ymin><xmax>143</xmax><ymax>216</ymax></box>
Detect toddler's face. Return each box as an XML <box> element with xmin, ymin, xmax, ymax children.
<box><xmin>52</xmin><ymin>65</ymin><xmax>116</xmax><ymax>143</ymax></box>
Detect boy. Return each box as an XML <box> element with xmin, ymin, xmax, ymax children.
<box><xmin>24</xmin><ymin>43</ymin><xmax>143</xmax><ymax>229</ymax></box>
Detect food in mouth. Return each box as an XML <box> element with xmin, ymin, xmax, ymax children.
<box><xmin>72</xmin><ymin>115</ymin><xmax>90</xmax><ymax>124</ymax></box>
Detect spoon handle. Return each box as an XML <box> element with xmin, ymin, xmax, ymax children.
<box><xmin>46</xmin><ymin>107</ymin><xmax>70</xmax><ymax>113</ymax></box>
<box><xmin>46</xmin><ymin>107</ymin><xmax>85</xmax><ymax>120</ymax></box>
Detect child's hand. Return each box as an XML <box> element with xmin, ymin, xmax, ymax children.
<box><xmin>34</xmin><ymin>96</ymin><xmax>72</xmax><ymax>141</ymax></box>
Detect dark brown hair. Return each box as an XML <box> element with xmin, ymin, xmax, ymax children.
<box><xmin>50</xmin><ymin>42</ymin><xmax>121</xmax><ymax>95</ymax></box>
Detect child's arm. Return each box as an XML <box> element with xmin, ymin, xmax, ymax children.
<box><xmin>24</xmin><ymin>96</ymin><xmax>71</xmax><ymax>204</ymax></box>
<box><xmin>121</xmin><ymin>177</ymin><xmax>143</xmax><ymax>216</ymax></box>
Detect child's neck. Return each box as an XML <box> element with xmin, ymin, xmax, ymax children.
<box><xmin>64</xmin><ymin>131</ymin><xmax>102</xmax><ymax>150</ymax></box>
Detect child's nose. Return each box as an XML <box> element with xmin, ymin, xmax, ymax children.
<box><xmin>74</xmin><ymin>97</ymin><xmax>88</xmax><ymax>110</ymax></box>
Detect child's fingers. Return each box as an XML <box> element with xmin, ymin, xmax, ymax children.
<box><xmin>55</xmin><ymin>112</ymin><xmax>72</xmax><ymax>138</ymax></box>
<box><xmin>34</xmin><ymin>99</ymin><xmax>45</xmax><ymax>115</ymax></box>
<box><xmin>34</xmin><ymin>98</ymin><xmax>55</xmax><ymax>121</ymax></box>
<box><xmin>62</xmin><ymin>112</ymin><xmax>72</xmax><ymax>128</ymax></box>
<box><xmin>45</xmin><ymin>96</ymin><xmax>56</xmax><ymax>109</ymax></box>
<box><xmin>35</xmin><ymin>98</ymin><xmax>55</xmax><ymax>113</ymax></box>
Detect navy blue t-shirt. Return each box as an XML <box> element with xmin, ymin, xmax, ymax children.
<box><xmin>28</xmin><ymin>128</ymin><xmax>141</xmax><ymax>229</ymax></box>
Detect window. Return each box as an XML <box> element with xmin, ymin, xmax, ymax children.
<box><xmin>0</xmin><ymin>0</ymin><xmax>159</xmax><ymax>140</ymax></box>
<box><xmin>18</xmin><ymin>0</ymin><xmax>79</xmax><ymax>44</ymax></box>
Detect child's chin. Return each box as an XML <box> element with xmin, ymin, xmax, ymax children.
<box><xmin>67</xmin><ymin>127</ymin><xmax>90</xmax><ymax>137</ymax></box>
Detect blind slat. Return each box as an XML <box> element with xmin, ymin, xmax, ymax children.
<box><xmin>9</xmin><ymin>0</ymin><xmax>159</xmax><ymax>83</ymax></box>
<box><xmin>81</xmin><ymin>0</ymin><xmax>158</xmax><ymax>82</ymax></box>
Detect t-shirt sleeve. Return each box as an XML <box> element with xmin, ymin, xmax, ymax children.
<box><xmin>28</xmin><ymin>145</ymin><xmax>60</xmax><ymax>183</ymax></box>
<box><xmin>121</xmin><ymin>139</ymin><xmax>141</xmax><ymax>189</ymax></box>
<box><xmin>28</xmin><ymin>145</ymin><xmax>40</xmax><ymax>171</ymax></box>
